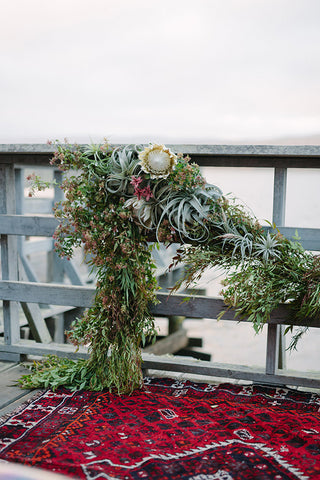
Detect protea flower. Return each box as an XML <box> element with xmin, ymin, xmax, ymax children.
<box><xmin>138</xmin><ymin>144</ymin><xmax>177</xmax><ymax>179</ymax></box>
<box><xmin>124</xmin><ymin>197</ymin><xmax>152</xmax><ymax>226</ymax></box>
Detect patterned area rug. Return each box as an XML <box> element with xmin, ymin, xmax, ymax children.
<box><xmin>0</xmin><ymin>378</ymin><xmax>320</xmax><ymax>480</ymax></box>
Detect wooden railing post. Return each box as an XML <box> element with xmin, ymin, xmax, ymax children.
<box><xmin>15</xmin><ymin>168</ymin><xmax>40</xmax><ymax>283</ymax></box>
<box><xmin>47</xmin><ymin>169</ymin><xmax>83</xmax><ymax>286</ymax></box>
<box><xmin>0</xmin><ymin>164</ymin><xmax>21</xmax><ymax>360</ymax></box>
<box><xmin>266</xmin><ymin>167</ymin><xmax>287</xmax><ymax>374</ymax></box>
<box><xmin>272</xmin><ymin>167</ymin><xmax>287</xmax><ymax>226</ymax></box>
<box><xmin>47</xmin><ymin>169</ymin><xmax>64</xmax><ymax>283</ymax></box>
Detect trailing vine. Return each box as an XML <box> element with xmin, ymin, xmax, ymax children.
<box><xmin>19</xmin><ymin>141</ymin><xmax>320</xmax><ymax>393</ymax></box>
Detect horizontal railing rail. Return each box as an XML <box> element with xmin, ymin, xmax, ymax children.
<box><xmin>1</xmin><ymin>144</ymin><xmax>320</xmax><ymax>167</ymax></box>
<box><xmin>1</xmin><ymin>214</ymin><xmax>320</xmax><ymax>251</ymax></box>
<box><xmin>1</xmin><ymin>281</ymin><xmax>320</xmax><ymax>328</ymax></box>
<box><xmin>0</xmin><ymin>145</ymin><xmax>319</xmax><ymax>387</ymax></box>
<box><xmin>0</xmin><ymin>215</ymin><xmax>58</xmax><ymax>236</ymax></box>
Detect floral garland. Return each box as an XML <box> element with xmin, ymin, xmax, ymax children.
<box><xmin>20</xmin><ymin>142</ymin><xmax>320</xmax><ymax>394</ymax></box>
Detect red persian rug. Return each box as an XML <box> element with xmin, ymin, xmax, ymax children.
<box><xmin>0</xmin><ymin>377</ymin><xmax>320</xmax><ymax>479</ymax></box>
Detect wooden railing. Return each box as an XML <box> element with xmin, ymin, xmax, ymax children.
<box><xmin>0</xmin><ymin>144</ymin><xmax>320</xmax><ymax>388</ymax></box>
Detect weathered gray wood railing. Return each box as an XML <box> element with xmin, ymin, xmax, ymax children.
<box><xmin>0</xmin><ymin>144</ymin><xmax>320</xmax><ymax>388</ymax></box>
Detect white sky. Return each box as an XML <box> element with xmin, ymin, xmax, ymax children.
<box><xmin>1</xmin><ymin>0</ymin><xmax>320</xmax><ymax>144</ymax></box>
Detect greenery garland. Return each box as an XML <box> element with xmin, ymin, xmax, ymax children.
<box><xmin>20</xmin><ymin>142</ymin><xmax>320</xmax><ymax>393</ymax></box>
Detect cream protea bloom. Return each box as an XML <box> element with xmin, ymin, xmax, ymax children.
<box><xmin>124</xmin><ymin>197</ymin><xmax>152</xmax><ymax>226</ymax></box>
<box><xmin>138</xmin><ymin>144</ymin><xmax>177</xmax><ymax>179</ymax></box>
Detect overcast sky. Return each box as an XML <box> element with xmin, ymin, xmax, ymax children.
<box><xmin>1</xmin><ymin>0</ymin><xmax>320</xmax><ymax>144</ymax></box>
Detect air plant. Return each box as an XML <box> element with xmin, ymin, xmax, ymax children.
<box><xmin>105</xmin><ymin>145</ymin><xmax>142</xmax><ymax>195</ymax></box>
<box><xmin>253</xmin><ymin>232</ymin><xmax>281</xmax><ymax>262</ymax></box>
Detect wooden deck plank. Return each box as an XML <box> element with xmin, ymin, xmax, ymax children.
<box><xmin>0</xmin><ymin>390</ymin><xmax>41</xmax><ymax>420</ymax></box>
<box><xmin>144</xmin><ymin>328</ymin><xmax>188</xmax><ymax>355</ymax></box>
<box><xmin>0</xmin><ymin>364</ymin><xmax>32</xmax><ymax>411</ymax></box>
<box><xmin>0</xmin><ymin>361</ymin><xmax>18</xmax><ymax>373</ymax></box>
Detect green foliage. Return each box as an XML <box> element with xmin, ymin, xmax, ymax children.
<box><xmin>26</xmin><ymin>173</ymin><xmax>57</xmax><ymax>197</ymax></box>
<box><xmin>21</xmin><ymin>142</ymin><xmax>159</xmax><ymax>394</ymax></box>
<box><xmin>170</xmin><ymin>198</ymin><xmax>320</xmax><ymax>344</ymax></box>
<box><xmin>175</xmin><ymin>242</ymin><xmax>319</xmax><ymax>345</ymax></box>
<box><xmin>21</xmin><ymin>141</ymin><xmax>320</xmax><ymax>393</ymax></box>
<box><xmin>19</xmin><ymin>356</ymin><xmax>89</xmax><ymax>391</ymax></box>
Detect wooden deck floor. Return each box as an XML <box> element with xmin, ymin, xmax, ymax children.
<box><xmin>0</xmin><ymin>362</ymin><xmax>41</xmax><ymax>419</ymax></box>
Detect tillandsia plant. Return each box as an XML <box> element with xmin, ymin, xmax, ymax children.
<box><xmin>20</xmin><ymin>141</ymin><xmax>320</xmax><ymax>393</ymax></box>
